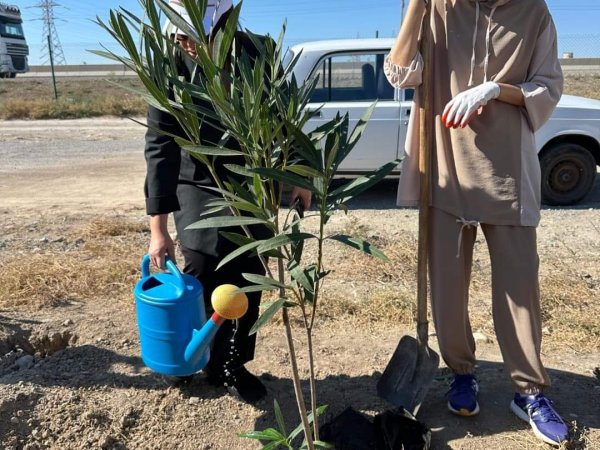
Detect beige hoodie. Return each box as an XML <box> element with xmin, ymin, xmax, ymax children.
<box><xmin>385</xmin><ymin>0</ymin><xmax>563</xmax><ymax>226</ymax></box>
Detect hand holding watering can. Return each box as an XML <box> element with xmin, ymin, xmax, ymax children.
<box><xmin>134</xmin><ymin>255</ymin><xmax>248</xmax><ymax>377</ymax></box>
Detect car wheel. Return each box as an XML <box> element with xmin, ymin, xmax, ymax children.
<box><xmin>539</xmin><ymin>142</ymin><xmax>597</xmax><ymax>206</ymax></box>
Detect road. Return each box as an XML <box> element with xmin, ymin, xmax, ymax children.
<box><xmin>0</xmin><ymin>118</ymin><xmax>145</xmax><ymax>213</ymax></box>
<box><xmin>1</xmin><ymin>118</ymin><xmax>599</xmax><ymax>213</ymax></box>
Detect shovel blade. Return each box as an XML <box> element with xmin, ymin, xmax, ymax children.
<box><xmin>377</xmin><ymin>335</ymin><xmax>440</xmax><ymax>414</ymax></box>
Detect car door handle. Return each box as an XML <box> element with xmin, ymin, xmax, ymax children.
<box><xmin>308</xmin><ymin>109</ymin><xmax>323</xmax><ymax>118</ymax></box>
<box><xmin>406</xmin><ymin>108</ymin><xmax>411</xmax><ymax>116</ymax></box>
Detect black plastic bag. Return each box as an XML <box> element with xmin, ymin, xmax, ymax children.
<box><xmin>320</xmin><ymin>407</ymin><xmax>431</xmax><ymax>450</ymax></box>
<box><xmin>320</xmin><ymin>407</ymin><xmax>377</xmax><ymax>450</ymax></box>
<box><xmin>373</xmin><ymin>408</ymin><xmax>431</xmax><ymax>450</ymax></box>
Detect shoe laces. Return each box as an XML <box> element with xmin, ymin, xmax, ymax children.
<box><xmin>526</xmin><ymin>395</ymin><xmax>562</xmax><ymax>424</ymax></box>
<box><xmin>448</xmin><ymin>375</ymin><xmax>476</xmax><ymax>396</ymax></box>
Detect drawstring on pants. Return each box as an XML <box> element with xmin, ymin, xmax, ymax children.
<box><xmin>456</xmin><ymin>218</ymin><xmax>479</xmax><ymax>258</ymax></box>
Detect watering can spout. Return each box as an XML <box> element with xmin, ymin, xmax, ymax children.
<box><xmin>184</xmin><ymin>284</ymin><xmax>249</xmax><ymax>367</ymax></box>
<box><xmin>184</xmin><ymin>313</ymin><xmax>225</xmax><ymax>366</ymax></box>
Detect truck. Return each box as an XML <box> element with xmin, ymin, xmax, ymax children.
<box><xmin>288</xmin><ymin>38</ymin><xmax>600</xmax><ymax>206</ymax></box>
<box><xmin>0</xmin><ymin>2</ymin><xmax>29</xmax><ymax>78</ymax></box>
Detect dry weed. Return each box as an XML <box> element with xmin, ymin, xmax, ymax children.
<box><xmin>0</xmin><ymin>254</ymin><xmax>138</xmax><ymax>309</ymax></box>
<box><xmin>0</xmin><ymin>216</ymin><xmax>148</xmax><ymax>309</ymax></box>
<box><xmin>316</xmin><ymin>228</ymin><xmax>600</xmax><ymax>351</ymax></box>
<box><xmin>564</xmin><ymin>74</ymin><xmax>600</xmax><ymax>101</ymax></box>
<box><xmin>1</xmin><ymin>213</ymin><xmax>598</xmax><ymax>351</ymax></box>
<box><xmin>0</xmin><ymin>73</ymin><xmax>598</xmax><ymax>120</ymax></box>
<box><xmin>0</xmin><ymin>78</ymin><xmax>146</xmax><ymax>120</ymax></box>
<box><xmin>81</xmin><ymin>217</ymin><xmax>149</xmax><ymax>238</ymax></box>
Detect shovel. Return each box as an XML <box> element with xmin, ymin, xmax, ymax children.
<box><xmin>377</xmin><ymin>1</ymin><xmax>440</xmax><ymax>416</ymax></box>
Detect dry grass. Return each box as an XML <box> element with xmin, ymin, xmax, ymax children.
<box><xmin>1</xmin><ymin>213</ymin><xmax>598</xmax><ymax>352</ymax></box>
<box><xmin>0</xmin><ymin>78</ymin><xmax>146</xmax><ymax>120</ymax></box>
<box><xmin>563</xmin><ymin>73</ymin><xmax>600</xmax><ymax>101</ymax></box>
<box><xmin>315</xmin><ymin>224</ymin><xmax>600</xmax><ymax>352</ymax></box>
<box><xmin>0</xmin><ymin>216</ymin><xmax>148</xmax><ymax>309</ymax></box>
<box><xmin>0</xmin><ymin>73</ymin><xmax>598</xmax><ymax>120</ymax></box>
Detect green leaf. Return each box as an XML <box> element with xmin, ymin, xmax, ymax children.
<box><xmin>288</xmin><ymin>405</ymin><xmax>328</xmax><ymax>443</ymax></box>
<box><xmin>224</xmin><ymin>164</ymin><xmax>256</xmax><ymax>178</ymax></box>
<box><xmin>288</xmin><ymin>261</ymin><xmax>313</xmax><ymax>294</ymax></box>
<box><xmin>334</xmin><ymin>102</ymin><xmax>377</xmax><ymax>168</ymax></box>
<box><xmin>274</xmin><ymin>400</ymin><xmax>287</xmax><ymax>436</ymax></box>
<box><xmin>329</xmin><ymin>235</ymin><xmax>389</xmax><ymax>261</ymax></box>
<box><xmin>324</xmin><ymin>126</ymin><xmax>343</xmax><ymax>174</ymax></box>
<box><xmin>286</xmin><ymin>165</ymin><xmax>323</xmax><ymax>179</ymax></box>
<box><xmin>257</xmin><ymin>233</ymin><xmax>315</xmax><ymax>255</ymax></box>
<box><xmin>219</xmin><ymin>231</ymin><xmax>255</xmax><ymax>247</ymax></box>
<box><xmin>249</xmin><ymin>299</ymin><xmax>287</xmax><ymax>335</ymax></box>
<box><xmin>103</xmin><ymin>77</ymin><xmax>170</xmax><ymax>112</ymax></box>
<box><xmin>156</xmin><ymin>0</ymin><xmax>206</xmax><ymax>43</ymax></box>
<box><xmin>200</xmin><ymin>205</ymin><xmax>229</xmax><ymax>216</ymax></box>
<box><xmin>243</xmin><ymin>273</ymin><xmax>289</xmax><ymax>289</ymax></box>
<box><xmin>287</xmin><ymin>122</ymin><xmax>323</xmax><ymax>171</ymax></box>
<box><xmin>236</xmin><ymin>284</ymin><xmax>279</xmax><ymax>293</ymax></box>
<box><xmin>328</xmin><ymin>159</ymin><xmax>401</xmax><ymax>202</ymax></box>
<box><xmin>186</xmin><ymin>216</ymin><xmax>268</xmax><ymax>230</ymax></box>
<box><xmin>263</xmin><ymin>442</ymin><xmax>286</xmax><ymax>450</ymax></box>
<box><xmin>217</xmin><ymin>241</ymin><xmax>262</xmax><ymax>270</ymax></box>
<box><xmin>251</xmin><ymin>168</ymin><xmax>316</xmax><ymax>193</ymax></box>
<box><xmin>214</xmin><ymin>3</ymin><xmax>241</xmax><ymax>67</ymax></box>
<box><xmin>183</xmin><ymin>144</ymin><xmax>244</xmax><ymax>157</ymax></box>
<box><xmin>238</xmin><ymin>428</ymin><xmax>284</xmax><ymax>442</ymax></box>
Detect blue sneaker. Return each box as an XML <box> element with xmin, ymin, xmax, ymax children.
<box><xmin>447</xmin><ymin>374</ymin><xmax>480</xmax><ymax>416</ymax></box>
<box><xmin>511</xmin><ymin>393</ymin><xmax>570</xmax><ymax>446</ymax></box>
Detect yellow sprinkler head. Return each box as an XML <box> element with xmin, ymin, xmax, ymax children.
<box><xmin>211</xmin><ymin>284</ymin><xmax>248</xmax><ymax>320</ymax></box>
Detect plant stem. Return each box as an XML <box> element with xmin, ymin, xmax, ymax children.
<box><xmin>305</xmin><ymin>319</ymin><xmax>319</xmax><ymax>441</ymax></box>
<box><xmin>305</xmin><ymin>204</ymin><xmax>326</xmax><ymax>440</ymax></box>
<box><xmin>279</xmin><ymin>258</ymin><xmax>314</xmax><ymax>450</ymax></box>
<box><xmin>310</xmin><ymin>195</ymin><xmax>327</xmax><ymax>330</ymax></box>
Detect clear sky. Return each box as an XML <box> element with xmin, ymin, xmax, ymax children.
<box><xmin>15</xmin><ymin>0</ymin><xmax>600</xmax><ymax>65</ymax></box>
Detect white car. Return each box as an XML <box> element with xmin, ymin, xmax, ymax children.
<box><xmin>288</xmin><ymin>38</ymin><xmax>600</xmax><ymax>206</ymax></box>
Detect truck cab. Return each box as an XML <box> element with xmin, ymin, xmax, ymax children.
<box><xmin>0</xmin><ymin>2</ymin><xmax>29</xmax><ymax>78</ymax></box>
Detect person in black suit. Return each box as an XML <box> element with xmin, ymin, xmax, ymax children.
<box><xmin>145</xmin><ymin>0</ymin><xmax>311</xmax><ymax>403</ymax></box>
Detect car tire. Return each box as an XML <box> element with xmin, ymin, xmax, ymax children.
<box><xmin>9</xmin><ymin>73</ymin><xmax>16</xmax><ymax>78</ymax></box>
<box><xmin>539</xmin><ymin>142</ymin><xmax>597</xmax><ymax>206</ymax></box>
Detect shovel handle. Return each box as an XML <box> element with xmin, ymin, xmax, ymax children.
<box><xmin>417</xmin><ymin>0</ymin><xmax>432</xmax><ymax>345</ymax></box>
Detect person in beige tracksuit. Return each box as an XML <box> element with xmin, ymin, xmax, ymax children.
<box><xmin>385</xmin><ymin>0</ymin><xmax>570</xmax><ymax>445</ymax></box>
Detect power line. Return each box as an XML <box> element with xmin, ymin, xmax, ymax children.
<box><xmin>33</xmin><ymin>0</ymin><xmax>67</xmax><ymax>65</ymax></box>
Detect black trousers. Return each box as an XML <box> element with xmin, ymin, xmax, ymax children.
<box><xmin>180</xmin><ymin>245</ymin><xmax>264</xmax><ymax>373</ymax></box>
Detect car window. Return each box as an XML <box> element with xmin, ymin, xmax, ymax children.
<box><xmin>308</xmin><ymin>52</ymin><xmax>395</xmax><ymax>103</ymax></box>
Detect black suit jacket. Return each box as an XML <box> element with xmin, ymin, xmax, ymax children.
<box><xmin>144</xmin><ymin>31</ymin><xmax>271</xmax><ymax>256</ymax></box>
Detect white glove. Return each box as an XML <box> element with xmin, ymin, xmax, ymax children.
<box><xmin>442</xmin><ymin>81</ymin><xmax>500</xmax><ymax>128</ymax></box>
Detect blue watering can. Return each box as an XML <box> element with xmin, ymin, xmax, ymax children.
<box><xmin>134</xmin><ymin>255</ymin><xmax>248</xmax><ymax>377</ymax></box>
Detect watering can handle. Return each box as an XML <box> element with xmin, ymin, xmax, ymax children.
<box><xmin>140</xmin><ymin>254</ymin><xmax>186</xmax><ymax>290</ymax></box>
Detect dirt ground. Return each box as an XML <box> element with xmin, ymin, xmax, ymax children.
<box><xmin>0</xmin><ymin>118</ymin><xmax>599</xmax><ymax>450</ymax></box>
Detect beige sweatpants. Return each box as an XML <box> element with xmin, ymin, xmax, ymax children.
<box><xmin>429</xmin><ymin>207</ymin><xmax>550</xmax><ymax>394</ymax></box>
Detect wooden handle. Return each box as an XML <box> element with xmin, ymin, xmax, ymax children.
<box><xmin>416</xmin><ymin>0</ymin><xmax>432</xmax><ymax>345</ymax></box>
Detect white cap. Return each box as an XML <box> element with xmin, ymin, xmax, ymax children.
<box><xmin>164</xmin><ymin>0</ymin><xmax>233</xmax><ymax>37</ymax></box>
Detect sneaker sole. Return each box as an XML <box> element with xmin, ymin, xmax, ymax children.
<box><xmin>448</xmin><ymin>401</ymin><xmax>480</xmax><ymax>417</ymax></box>
<box><xmin>510</xmin><ymin>401</ymin><xmax>565</xmax><ymax>446</ymax></box>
